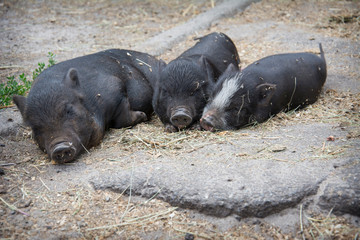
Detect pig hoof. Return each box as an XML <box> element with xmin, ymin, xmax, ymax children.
<box><xmin>165</xmin><ymin>124</ymin><xmax>178</xmax><ymax>133</ymax></box>
<box><xmin>190</xmin><ymin>122</ymin><xmax>202</xmax><ymax>131</ymax></box>
<box><xmin>133</xmin><ymin>111</ymin><xmax>148</xmax><ymax>124</ymax></box>
<box><xmin>51</xmin><ymin>142</ymin><xmax>76</xmax><ymax>163</ymax></box>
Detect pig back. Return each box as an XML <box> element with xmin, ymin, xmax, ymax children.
<box><xmin>34</xmin><ymin>50</ymin><xmax>157</xmax><ymax>116</ymax></box>
<box><xmin>101</xmin><ymin>49</ymin><xmax>165</xmax><ymax>89</ymax></box>
<box><xmin>179</xmin><ymin>32</ymin><xmax>240</xmax><ymax>80</ymax></box>
<box><xmin>245</xmin><ymin>51</ymin><xmax>327</xmax><ymax>112</ymax></box>
<box><xmin>99</xmin><ymin>49</ymin><xmax>166</xmax><ymax>116</ymax></box>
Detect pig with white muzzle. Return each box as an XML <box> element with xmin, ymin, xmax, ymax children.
<box><xmin>201</xmin><ymin>44</ymin><xmax>327</xmax><ymax>131</ymax></box>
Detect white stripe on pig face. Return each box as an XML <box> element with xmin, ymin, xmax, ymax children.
<box><xmin>210</xmin><ymin>72</ymin><xmax>243</xmax><ymax>109</ymax></box>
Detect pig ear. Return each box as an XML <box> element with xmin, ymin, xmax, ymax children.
<box><xmin>64</xmin><ymin>68</ymin><xmax>80</xmax><ymax>89</ymax></box>
<box><xmin>256</xmin><ymin>83</ymin><xmax>276</xmax><ymax>106</ymax></box>
<box><xmin>12</xmin><ymin>95</ymin><xmax>27</xmax><ymax>118</ymax></box>
<box><xmin>198</xmin><ymin>55</ymin><xmax>215</xmax><ymax>83</ymax></box>
<box><xmin>224</xmin><ymin>63</ymin><xmax>239</xmax><ymax>74</ymax></box>
<box><xmin>158</xmin><ymin>59</ymin><xmax>167</xmax><ymax>71</ymax></box>
<box><xmin>155</xmin><ymin>59</ymin><xmax>167</xmax><ymax>81</ymax></box>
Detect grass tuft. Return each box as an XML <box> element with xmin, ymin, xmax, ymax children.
<box><xmin>0</xmin><ymin>52</ymin><xmax>56</xmax><ymax>107</ymax></box>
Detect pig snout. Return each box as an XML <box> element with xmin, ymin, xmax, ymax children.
<box><xmin>170</xmin><ymin>107</ymin><xmax>193</xmax><ymax>129</ymax></box>
<box><xmin>200</xmin><ymin>114</ymin><xmax>216</xmax><ymax>132</ymax></box>
<box><xmin>51</xmin><ymin>142</ymin><xmax>77</xmax><ymax>163</ymax></box>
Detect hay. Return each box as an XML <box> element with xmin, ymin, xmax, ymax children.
<box><xmin>86</xmin><ymin>207</ymin><xmax>178</xmax><ymax>231</ymax></box>
<box><xmin>0</xmin><ymin>196</ymin><xmax>30</xmax><ymax>216</ymax></box>
<box><xmin>300</xmin><ymin>209</ymin><xmax>359</xmax><ymax>239</ymax></box>
<box><xmin>39</xmin><ymin>177</ymin><xmax>51</xmax><ymax>191</ymax></box>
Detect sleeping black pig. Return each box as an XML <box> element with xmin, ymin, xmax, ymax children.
<box><xmin>153</xmin><ymin>32</ymin><xmax>240</xmax><ymax>132</ymax></box>
<box><xmin>200</xmin><ymin>44</ymin><xmax>327</xmax><ymax>131</ymax></box>
<box><xmin>13</xmin><ymin>49</ymin><xmax>165</xmax><ymax>163</ymax></box>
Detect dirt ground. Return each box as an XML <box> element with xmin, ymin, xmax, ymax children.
<box><xmin>1</xmin><ymin>0</ymin><xmax>360</xmax><ymax>239</ymax></box>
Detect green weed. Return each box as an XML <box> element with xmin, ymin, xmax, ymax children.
<box><xmin>0</xmin><ymin>52</ymin><xmax>56</xmax><ymax>107</ymax></box>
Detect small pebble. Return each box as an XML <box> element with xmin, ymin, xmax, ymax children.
<box><xmin>185</xmin><ymin>233</ymin><xmax>194</xmax><ymax>240</ymax></box>
<box><xmin>18</xmin><ymin>199</ymin><xmax>32</xmax><ymax>208</ymax></box>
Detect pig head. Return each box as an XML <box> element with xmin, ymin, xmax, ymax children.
<box><xmin>13</xmin><ymin>69</ymin><xmax>102</xmax><ymax>163</ymax></box>
<box><xmin>153</xmin><ymin>32</ymin><xmax>240</xmax><ymax>132</ymax></box>
<box><xmin>153</xmin><ymin>56</ymin><xmax>215</xmax><ymax>132</ymax></box>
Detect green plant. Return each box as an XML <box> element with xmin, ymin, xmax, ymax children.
<box><xmin>0</xmin><ymin>75</ymin><xmax>31</xmax><ymax>106</ymax></box>
<box><xmin>32</xmin><ymin>52</ymin><xmax>56</xmax><ymax>80</ymax></box>
<box><xmin>47</xmin><ymin>52</ymin><xmax>56</xmax><ymax>68</ymax></box>
<box><xmin>32</xmin><ymin>62</ymin><xmax>46</xmax><ymax>81</ymax></box>
<box><xmin>0</xmin><ymin>52</ymin><xmax>56</xmax><ymax>107</ymax></box>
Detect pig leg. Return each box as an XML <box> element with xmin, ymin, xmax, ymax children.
<box><xmin>165</xmin><ymin>123</ymin><xmax>178</xmax><ymax>133</ymax></box>
<box><xmin>190</xmin><ymin>122</ymin><xmax>202</xmax><ymax>131</ymax></box>
<box><xmin>129</xmin><ymin>110</ymin><xmax>148</xmax><ymax>125</ymax></box>
<box><xmin>112</xmin><ymin>97</ymin><xmax>147</xmax><ymax>128</ymax></box>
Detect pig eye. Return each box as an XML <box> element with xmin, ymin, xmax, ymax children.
<box><xmin>160</xmin><ymin>89</ymin><xmax>169</xmax><ymax>98</ymax></box>
<box><xmin>190</xmin><ymin>82</ymin><xmax>201</xmax><ymax>96</ymax></box>
<box><xmin>65</xmin><ymin>105</ymin><xmax>74</xmax><ymax>116</ymax></box>
<box><xmin>227</xmin><ymin>103</ymin><xmax>239</xmax><ymax>112</ymax></box>
<box><xmin>190</xmin><ymin>86</ymin><xmax>202</xmax><ymax>96</ymax></box>
<box><xmin>32</xmin><ymin>126</ymin><xmax>42</xmax><ymax>135</ymax></box>
<box><xmin>238</xmin><ymin>108</ymin><xmax>250</xmax><ymax>118</ymax></box>
<box><xmin>190</xmin><ymin>89</ymin><xmax>201</xmax><ymax>96</ymax></box>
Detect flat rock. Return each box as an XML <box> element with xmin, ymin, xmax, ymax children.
<box><xmin>318</xmin><ymin>160</ymin><xmax>360</xmax><ymax>216</ymax></box>
<box><xmin>92</xmin><ymin>159</ymin><xmax>325</xmax><ymax>218</ymax></box>
<box><xmin>91</xmin><ymin>123</ymin><xmax>359</xmax><ymax>217</ymax></box>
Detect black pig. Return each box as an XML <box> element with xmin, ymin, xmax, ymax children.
<box><xmin>201</xmin><ymin>44</ymin><xmax>327</xmax><ymax>131</ymax></box>
<box><xmin>13</xmin><ymin>49</ymin><xmax>165</xmax><ymax>163</ymax></box>
<box><xmin>153</xmin><ymin>32</ymin><xmax>240</xmax><ymax>132</ymax></box>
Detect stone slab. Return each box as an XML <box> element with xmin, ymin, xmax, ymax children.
<box><xmin>91</xmin><ymin>123</ymin><xmax>360</xmax><ymax>217</ymax></box>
